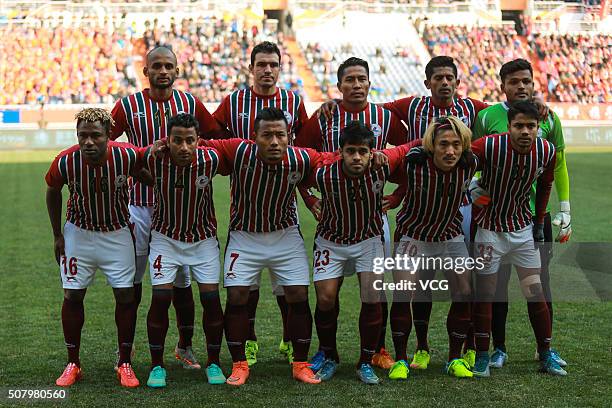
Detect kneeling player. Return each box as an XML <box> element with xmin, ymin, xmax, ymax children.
<box><xmin>143</xmin><ymin>113</ymin><xmax>226</xmax><ymax>387</ymax></box>
<box><xmin>388</xmin><ymin>116</ymin><xmax>477</xmax><ymax>379</ymax></box>
<box><xmin>300</xmin><ymin>121</ymin><xmax>412</xmax><ymax>384</ymax></box>
<box><xmin>46</xmin><ymin>108</ymin><xmax>148</xmax><ymax>388</ymax></box>
<box><xmin>470</xmin><ymin>101</ymin><xmax>566</xmax><ymax>377</ymax></box>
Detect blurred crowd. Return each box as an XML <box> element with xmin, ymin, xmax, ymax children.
<box><xmin>143</xmin><ymin>16</ymin><xmax>303</xmax><ymax>102</ymax></box>
<box><xmin>0</xmin><ymin>25</ymin><xmax>137</xmax><ymax>105</ymax></box>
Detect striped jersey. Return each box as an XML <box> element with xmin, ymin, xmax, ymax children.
<box><xmin>143</xmin><ymin>146</ymin><xmax>227</xmax><ymax>243</ymax></box>
<box><xmin>45</xmin><ymin>141</ymin><xmax>140</xmax><ymax>232</ymax></box>
<box><xmin>384</xmin><ymin>96</ymin><xmax>488</xmax><ymax>143</ymax></box>
<box><xmin>304</xmin><ymin>144</ymin><xmax>410</xmax><ymax>245</ymax></box>
<box><xmin>202</xmin><ymin>138</ymin><xmax>332</xmax><ymax>233</ymax></box>
<box><xmin>213</xmin><ymin>87</ymin><xmax>308</xmax><ymax>141</ymax></box>
<box><xmin>392</xmin><ymin>143</ymin><xmax>479</xmax><ymax>242</ymax></box>
<box><xmin>472</xmin><ymin>133</ymin><xmax>556</xmax><ymax>232</ymax></box>
<box><xmin>111</xmin><ymin>88</ymin><xmax>220</xmax><ymax>207</ymax></box>
<box><xmin>295</xmin><ymin>102</ymin><xmax>407</xmax><ymax>151</ymax></box>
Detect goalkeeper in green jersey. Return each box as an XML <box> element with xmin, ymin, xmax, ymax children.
<box><xmin>471</xmin><ymin>58</ymin><xmax>570</xmax><ymax>370</ymax></box>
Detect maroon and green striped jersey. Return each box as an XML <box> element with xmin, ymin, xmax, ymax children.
<box><xmin>471</xmin><ymin>134</ymin><xmax>556</xmax><ymax>232</ymax></box>
<box><xmin>111</xmin><ymin>88</ymin><xmax>220</xmax><ymax>207</ymax></box>
<box><xmin>201</xmin><ymin>138</ymin><xmax>332</xmax><ymax>233</ymax></box>
<box><xmin>392</xmin><ymin>144</ymin><xmax>479</xmax><ymax>242</ymax></box>
<box><xmin>303</xmin><ymin>144</ymin><xmax>411</xmax><ymax>245</ymax></box>
<box><xmin>384</xmin><ymin>96</ymin><xmax>488</xmax><ymax>143</ymax></box>
<box><xmin>213</xmin><ymin>87</ymin><xmax>308</xmax><ymax>141</ymax></box>
<box><xmin>295</xmin><ymin>102</ymin><xmax>407</xmax><ymax>152</ymax></box>
<box><xmin>143</xmin><ymin>146</ymin><xmax>228</xmax><ymax>243</ymax></box>
<box><xmin>45</xmin><ymin>141</ymin><xmax>140</xmax><ymax>232</ymax></box>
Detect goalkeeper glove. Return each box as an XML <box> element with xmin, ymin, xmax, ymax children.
<box><xmin>552</xmin><ymin>201</ymin><xmax>572</xmax><ymax>243</ymax></box>
<box><xmin>468</xmin><ymin>177</ymin><xmax>491</xmax><ymax>207</ymax></box>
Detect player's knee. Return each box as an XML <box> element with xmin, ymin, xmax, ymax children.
<box><xmin>113</xmin><ymin>287</ymin><xmax>135</xmax><ymax>304</ymax></box>
<box><xmin>64</xmin><ymin>289</ymin><xmax>86</xmax><ymax>303</ymax></box>
<box><xmin>226</xmin><ymin>287</ymin><xmax>249</xmax><ymax>305</ymax></box>
<box><xmin>284</xmin><ymin>285</ymin><xmax>308</xmax><ymax>303</ymax></box>
<box><xmin>520</xmin><ymin>275</ymin><xmax>543</xmax><ymax>301</ymax></box>
<box><xmin>316</xmin><ymin>292</ymin><xmax>336</xmax><ymax>311</ymax></box>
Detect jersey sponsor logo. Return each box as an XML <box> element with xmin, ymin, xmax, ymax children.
<box><xmin>225</xmin><ymin>271</ymin><xmax>236</xmax><ymax>279</ymax></box>
<box><xmin>196</xmin><ymin>175</ymin><xmax>210</xmax><ymax>189</ymax></box>
<box><xmin>238</xmin><ymin>113</ymin><xmax>249</xmax><ymax>119</ymax></box>
<box><xmin>373</xmin><ymin>180</ymin><xmax>384</xmax><ymax>193</ymax></box>
<box><xmin>115</xmin><ymin>175</ymin><xmax>127</xmax><ymax>188</ymax></box>
<box><xmin>284</xmin><ymin>111</ymin><xmax>293</xmax><ymax>125</ymax></box>
<box><xmin>315</xmin><ymin>267</ymin><xmax>326</xmax><ymax>274</ymax></box>
<box><xmin>153</xmin><ymin>271</ymin><xmax>164</xmax><ymax>280</ymax></box>
<box><xmin>370</xmin><ymin>124</ymin><xmax>382</xmax><ymax>138</ymax></box>
<box><xmin>132</xmin><ymin>112</ymin><xmax>146</xmax><ymax>119</ymax></box>
<box><xmin>288</xmin><ymin>171</ymin><xmax>301</xmax><ymax>184</ymax></box>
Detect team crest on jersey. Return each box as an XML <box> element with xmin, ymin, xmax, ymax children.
<box><xmin>537</xmin><ymin>128</ymin><xmax>543</xmax><ymax>138</ymax></box>
<box><xmin>459</xmin><ymin>116</ymin><xmax>470</xmax><ymax>126</ymax></box>
<box><xmin>461</xmin><ymin>178</ymin><xmax>471</xmax><ymax>192</ymax></box>
<box><xmin>373</xmin><ymin>180</ymin><xmax>384</xmax><ymax>193</ymax></box>
<box><xmin>196</xmin><ymin>175</ymin><xmax>210</xmax><ymax>189</ymax></box>
<box><xmin>288</xmin><ymin>171</ymin><xmax>301</xmax><ymax>184</ymax></box>
<box><xmin>115</xmin><ymin>175</ymin><xmax>127</xmax><ymax>188</ymax></box>
<box><xmin>370</xmin><ymin>124</ymin><xmax>382</xmax><ymax>138</ymax></box>
<box><xmin>284</xmin><ymin>111</ymin><xmax>293</xmax><ymax>125</ymax></box>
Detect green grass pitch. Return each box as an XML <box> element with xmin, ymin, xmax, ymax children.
<box><xmin>0</xmin><ymin>151</ymin><xmax>610</xmax><ymax>407</ymax></box>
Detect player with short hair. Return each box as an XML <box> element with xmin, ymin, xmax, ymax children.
<box><xmin>213</xmin><ymin>41</ymin><xmax>309</xmax><ymax>365</ymax></box>
<box><xmin>470</xmin><ymin>101</ymin><xmax>566</xmax><ymax>377</ymax></box>
<box><xmin>299</xmin><ymin>121</ymin><xmax>413</xmax><ymax>384</ymax></box>
<box><xmin>387</xmin><ymin>116</ymin><xmax>477</xmax><ymax>380</ymax></box>
<box><xmin>472</xmin><ymin>58</ymin><xmax>570</xmax><ymax>369</ymax></box>
<box><xmin>143</xmin><ymin>113</ymin><xmax>227</xmax><ymax>387</ymax></box>
<box><xmin>111</xmin><ymin>45</ymin><xmax>226</xmax><ymax>370</ymax></box>
<box><xmin>46</xmin><ymin>108</ymin><xmax>150</xmax><ymax>388</ymax></box>
<box><xmin>296</xmin><ymin>56</ymin><xmax>407</xmax><ymax>371</ymax></box>
<box><xmin>201</xmin><ymin>107</ymin><xmax>332</xmax><ymax>386</ymax></box>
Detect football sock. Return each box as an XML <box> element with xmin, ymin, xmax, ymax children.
<box><xmin>224</xmin><ymin>303</ymin><xmax>248</xmax><ymax>362</ymax></box>
<box><xmin>473</xmin><ymin>302</ymin><xmax>492</xmax><ymax>352</ymax></box>
<box><xmin>359</xmin><ymin>302</ymin><xmax>382</xmax><ymax>364</ymax></box>
<box><xmin>491</xmin><ymin>301</ymin><xmax>508</xmax><ymax>351</ymax></box>
<box><xmin>200</xmin><ymin>291</ymin><xmax>224</xmax><ymax>366</ymax></box>
<box><xmin>447</xmin><ymin>302</ymin><xmax>470</xmax><ymax>361</ymax></box>
<box><xmin>377</xmin><ymin>296</ymin><xmax>388</xmax><ymax>351</ymax></box>
<box><xmin>288</xmin><ymin>301</ymin><xmax>312</xmax><ymax>362</ymax></box>
<box><xmin>276</xmin><ymin>295</ymin><xmax>290</xmax><ymax>343</ymax></box>
<box><xmin>173</xmin><ymin>285</ymin><xmax>195</xmax><ymax>349</ymax></box>
<box><xmin>61</xmin><ymin>297</ymin><xmax>84</xmax><ymax>367</ymax></box>
<box><xmin>390</xmin><ymin>300</ymin><xmax>412</xmax><ymax>362</ymax></box>
<box><xmin>116</xmin><ymin>297</ymin><xmax>137</xmax><ymax>365</ymax></box>
<box><xmin>528</xmin><ymin>301</ymin><xmax>552</xmax><ymax>354</ymax></box>
<box><xmin>463</xmin><ymin>304</ymin><xmax>476</xmax><ymax>353</ymax></box>
<box><xmin>314</xmin><ymin>305</ymin><xmax>338</xmax><ymax>362</ymax></box>
<box><xmin>147</xmin><ymin>288</ymin><xmax>172</xmax><ymax>368</ymax></box>
<box><xmin>246</xmin><ymin>288</ymin><xmax>260</xmax><ymax>342</ymax></box>
<box><xmin>412</xmin><ymin>299</ymin><xmax>432</xmax><ymax>351</ymax></box>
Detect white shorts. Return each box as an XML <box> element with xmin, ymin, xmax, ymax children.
<box><xmin>396</xmin><ymin>234</ymin><xmax>470</xmax><ymax>274</ymax></box>
<box><xmin>313</xmin><ymin>236</ymin><xmax>385</xmax><ymax>282</ymax></box>
<box><xmin>148</xmin><ymin>231</ymin><xmax>220</xmax><ymax>285</ymax></box>
<box><xmin>61</xmin><ymin>222</ymin><xmax>135</xmax><ymax>289</ymax></box>
<box><xmin>474</xmin><ymin>225</ymin><xmax>541</xmax><ymax>275</ymax></box>
<box><xmin>223</xmin><ymin>225</ymin><xmax>310</xmax><ymax>288</ymax></box>
<box><xmin>130</xmin><ymin>205</ymin><xmax>191</xmax><ymax>287</ymax></box>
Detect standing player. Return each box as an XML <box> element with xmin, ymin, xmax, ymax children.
<box><xmin>300</xmin><ymin>121</ymin><xmax>412</xmax><ymax>384</ymax></box>
<box><xmin>470</xmin><ymin>101</ymin><xmax>566</xmax><ymax>377</ymax></box>
<box><xmin>387</xmin><ymin>116</ymin><xmax>476</xmax><ymax>380</ymax></box>
<box><xmin>143</xmin><ymin>113</ymin><xmax>226</xmax><ymax>388</ymax></box>
<box><xmin>111</xmin><ymin>45</ymin><xmax>226</xmax><ymax>370</ymax></box>
<box><xmin>46</xmin><ymin>108</ymin><xmax>147</xmax><ymax>387</ymax></box>
<box><xmin>201</xmin><ymin>107</ymin><xmax>330</xmax><ymax>386</ymax></box>
<box><xmin>213</xmin><ymin>41</ymin><xmax>309</xmax><ymax>365</ymax></box>
<box><xmin>472</xmin><ymin>59</ymin><xmax>570</xmax><ymax>369</ymax></box>
<box><xmin>295</xmin><ymin>57</ymin><xmax>407</xmax><ymax>371</ymax></box>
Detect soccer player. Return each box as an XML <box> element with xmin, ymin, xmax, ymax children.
<box><xmin>213</xmin><ymin>41</ymin><xmax>309</xmax><ymax>365</ymax></box>
<box><xmin>111</xmin><ymin>45</ymin><xmax>226</xmax><ymax>369</ymax></box>
<box><xmin>472</xmin><ymin>59</ymin><xmax>570</xmax><ymax>369</ymax></box>
<box><xmin>387</xmin><ymin>116</ymin><xmax>477</xmax><ymax>380</ymax></box>
<box><xmin>299</xmin><ymin>121</ymin><xmax>413</xmax><ymax>384</ymax></box>
<box><xmin>46</xmin><ymin>108</ymin><xmax>148</xmax><ymax>388</ymax></box>
<box><xmin>201</xmin><ymin>107</ymin><xmax>331</xmax><ymax>386</ymax></box>
<box><xmin>143</xmin><ymin>113</ymin><xmax>226</xmax><ymax>387</ymax></box>
<box><xmin>470</xmin><ymin>101</ymin><xmax>566</xmax><ymax>377</ymax></box>
<box><xmin>295</xmin><ymin>56</ymin><xmax>407</xmax><ymax>371</ymax></box>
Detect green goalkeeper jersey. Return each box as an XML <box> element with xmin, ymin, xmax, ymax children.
<box><xmin>472</xmin><ymin>102</ymin><xmax>569</xmax><ymax>215</ymax></box>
